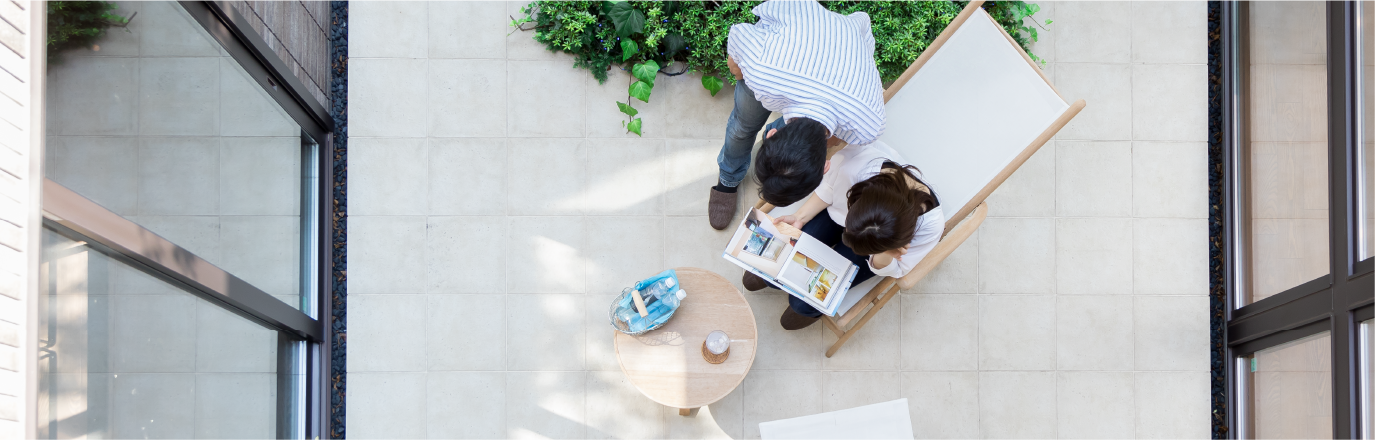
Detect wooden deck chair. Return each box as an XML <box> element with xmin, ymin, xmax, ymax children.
<box><xmin>756</xmin><ymin>0</ymin><xmax>1086</xmax><ymax>357</ymax></box>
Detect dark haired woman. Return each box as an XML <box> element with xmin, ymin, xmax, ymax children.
<box><xmin>743</xmin><ymin>141</ymin><xmax>945</xmax><ymax>330</ymax></box>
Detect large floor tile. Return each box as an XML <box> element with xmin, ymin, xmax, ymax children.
<box><xmin>979</xmin><ymin>295</ymin><xmax>1056</xmax><ymax>370</ymax></box>
<box><xmin>664</xmin><ymin>386</ymin><xmax>741</xmax><ymax>439</ymax></box>
<box><xmin>903</xmin><ymin>372</ymin><xmax>979</xmax><ymax>439</ymax></box>
<box><xmin>110</xmin><ymin>373</ymin><xmax>195</xmax><ymax>439</ymax></box>
<box><xmin>193</xmin><ymin>373</ymin><xmax>275</xmax><ymax>439</ymax></box>
<box><xmin>659</xmin><ymin>73</ymin><xmax>737</xmax><ymax>139</ymax></box>
<box><xmin>219</xmin><ymin>58</ymin><xmax>298</xmax><ymax>137</ymax></box>
<box><xmin>507</xmin><ymin>60</ymin><xmax>588</xmax><ymax>137</ymax></box>
<box><xmin>902</xmin><ymin>294</ymin><xmax>978</xmax><ymax>371</ymax></box>
<box><xmin>45</xmin><ymin>136</ymin><xmax>139</xmax><ymax>216</ymax></box>
<box><xmin>1133</xmin><ymin>142</ymin><xmax>1209</xmax><ymax>219</ymax></box>
<box><xmin>743</xmin><ymin>294</ymin><xmax>822</xmax><ymax>371</ymax></box>
<box><xmin>427</xmin><ymin>294</ymin><xmax>505</xmax><ymax>371</ymax></box>
<box><xmin>906</xmin><ymin>230</ymin><xmax>978</xmax><ymax>294</ymax></box>
<box><xmin>664</xmin><ymin>139</ymin><xmax>729</xmax><ymax>216</ymax></box>
<box><xmin>350</xmin><ymin>138</ymin><xmax>429</xmax><ymax>216</ymax></box>
<box><xmin>429</xmin><ymin>1</ymin><xmax>507</xmax><ymax>59</ymax></box>
<box><xmin>137</xmin><ymin>137</ymin><xmax>219</xmax><ymax>216</ymax></box>
<box><xmin>1135</xmin><ymin>372</ymin><xmax>1210</xmax><ymax>438</ymax></box>
<box><xmin>585</xmin><ymin>370</ymin><xmax>666</xmax><ymax>439</ymax></box>
<box><xmin>1247</xmin><ymin>1</ymin><xmax>1327</xmax><ymax>66</ymax></box>
<box><xmin>1057</xmin><ymin>372</ymin><xmax>1134</xmax><ymax>439</ymax></box>
<box><xmin>219</xmin><ymin>136</ymin><xmax>300</xmax><ymax>216</ymax></box>
<box><xmin>427</xmin><ymin>372</ymin><xmax>506</xmax><ymax>439</ymax></box>
<box><xmin>137</xmin><ymin>1</ymin><xmax>224</xmax><ymax>57</ymax></box>
<box><xmin>506</xmin><ymin>138</ymin><xmax>587</xmax><ymax>216</ymax></box>
<box><xmin>986</xmin><ymin>141</ymin><xmax>1055</xmax><ymax>217</ymax></box>
<box><xmin>139</xmin><ymin>57</ymin><xmax>219</xmax><ymax>136</ymax></box>
<box><xmin>1056</xmin><ymin>141</ymin><xmax>1132</xmax><ymax>217</ymax></box>
<box><xmin>348</xmin><ymin>216</ymin><xmax>427</xmax><ymax>294</ymax></box>
<box><xmin>979</xmin><ymin>371</ymin><xmax>1057</xmax><ymax>438</ymax></box>
<box><xmin>583</xmin><ymin>138</ymin><xmax>666</xmax><ymax>215</ymax></box>
<box><xmin>219</xmin><ymin>215</ymin><xmax>299</xmax><ymax>298</ymax></box>
<box><xmin>1056</xmin><ymin>218</ymin><xmax>1132</xmax><ymax>295</ymax></box>
<box><xmin>505</xmin><ymin>294</ymin><xmax>585</xmax><ymax>371</ymax></box>
<box><xmin>46</xmin><ymin>57</ymin><xmax>138</xmax><ymax>136</ymax></box>
<box><xmin>1057</xmin><ymin>295</ymin><xmax>1133</xmax><ymax>371</ymax></box>
<box><xmin>822</xmin><ymin>293</ymin><xmax>900</xmax><ymax>370</ymax></box>
<box><xmin>347</xmin><ymin>372</ymin><xmax>428</xmax><ymax>439</ymax></box>
<box><xmin>349</xmin><ymin>58</ymin><xmax>428</xmax><ymax>137</ymax></box>
<box><xmin>1252</xmin><ymin>218</ymin><xmax>1329</xmax><ymax>300</ymax></box>
<box><xmin>821</xmin><ymin>371</ymin><xmax>901</xmax><ymax>413</ymax></box>
<box><xmin>110</xmin><ymin>295</ymin><xmax>196</xmax><ymax>373</ymax></box>
<box><xmin>195</xmin><ymin>295</ymin><xmax>277</xmax><ymax>373</ymax></box>
<box><xmin>1133</xmin><ymin>64</ymin><xmax>1208</xmax><ymax>142</ymax></box>
<box><xmin>1133</xmin><ymin>218</ymin><xmax>1208</xmax><ymax>296</ymax></box>
<box><xmin>1054</xmin><ymin>2</ymin><xmax>1132</xmax><ymax>63</ymax></box>
<box><xmin>426</xmin><ymin>216</ymin><xmax>506</xmax><ymax>294</ymax></box>
<box><xmin>347</xmin><ymin>294</ymin><xmax>427</xmax><ymax>372</ymax></box>
<box><xmin>429</xmin><ymin>138</ymin><xmax>508</xmax><ymax>215</ymax></box>
<box><xmin>1055</xmin><ymin>63</ymin><xmax>1131</xmax><ymax>141</ymax></box>
<box><xmin>584</xmin><ymin>293</ymin><xmax>622</xmax><ymax>372</ymax></box>
<box><xmin>977</xmin><ymin>218</ymin><xmax>1055</xmax><ymax>294</ymax></box>
<box><xmin>349</xmin><ymin>1</ymin><xmax>427</xmax><ymax>58</ymax></box>
<box><xmin>429</xmin><ymin>59</ymin><xmax>507</xmax><ymax>137</ymax></box>
<box><xmin>507</xmin><ymin>216</ymin><xmax>586</xmax><ymax>294</ymax></box>
<box><xmin>1248</xmin><ymin>142</ymin><xmax>1329</xmax><ymax>219</ymax></box>
<box><xmin>585</xmin><ymin>217</ymin><xmax>664</xmax><ymax>294</ymax></box>
<box><xmin>1131</xmin><ymin>1</ymin><xmax>1206</xmax><ymax>64</ymax></box>
<box><xmin>507</xmin><ymin>372</ymin><xmax>586</xmax><ymax>439</ymax></box>
<box><xmin>1134</xmin><ymin>295</ymin><xmax>1209</xmax><ymax>371</ymax></box>
<box><xmin>742</xmin><ymin>370</ymin><xmax>822</xmax><ymax>439</ymax></box>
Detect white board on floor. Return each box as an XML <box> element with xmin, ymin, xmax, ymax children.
<box><xmin>758</xmin><ymin>398</ymin><xmax>914</xmax><ymax>440</ymax></box>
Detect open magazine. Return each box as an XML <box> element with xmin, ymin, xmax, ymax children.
<box><xmin>722</xmin><ymin>208</ymin><xmax>859</xmax><ymax>316</ymax></box>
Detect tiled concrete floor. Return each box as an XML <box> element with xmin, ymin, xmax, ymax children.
<box><xmin>347</xmin><ymin>2</ymin><xmax>1211</xmax><ymax>438</ymax></box>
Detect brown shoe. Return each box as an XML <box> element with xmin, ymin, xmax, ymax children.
<box><xmin>780</xmin><ymin>306</ymin><xmax>819</xmax><ymax>330</ymax></box>
<box><xmin>742</xmin><ymin>271</ymin><xmax>769</xmax><ymax>291</ymax></box>
<box><xmin>708</xmin><ymin>188</ymin><xmax>738</xmax><ymax>230</ymax></box>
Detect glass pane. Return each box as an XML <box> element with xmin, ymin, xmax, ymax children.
<box><xmin>1246</xmin><ymin>332</ymin><xmax>1333</xmax><ymax>439</ymax></box>
<box><xmin>1362</xmin><ymin>2</ymin><xmax>1375</xmax><ymax>261</ymax></box>
<box><xmin>36</xmin><ymin>227</ymin><xmax>281</xmax><ymax>438</ymax></box>
<box><xmin>1246</xmin><ymin>1</ymin><xmax>1331</xmax><ymax>304</ymax></box>
<box><xmin>1361</xmin><ymin>319</ymin><xmax>1373</xmax><ymax>439</ymax></box>
<box><xmin>43</xmin><ymin>1</ymin><xmax>311</xmax><ymax>311</ymax></box>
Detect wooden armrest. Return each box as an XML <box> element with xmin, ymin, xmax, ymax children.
<box><xmin>897</xmin><ymin>202</ymin><xmax>987</xmax><ymax>291</ymax></box>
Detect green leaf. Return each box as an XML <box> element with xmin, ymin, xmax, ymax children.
<box><xmin>662</xmin><ymin>33</ymin><xmax>687</xmax><ymax>57</ymax></box>
<box><xmin>621</xmin><ymin>39</ymin><xmax>639</xmax><ymax>61</ymax></box>
<box><xmin>632</xmin><ymin>60</ymin><xmax>659</xmax><ymax>84</ymax></box>
<box><xmin>617</xmin><ymin>101</ymin><xmax>638</xmax><ymax>117</ymax></box>
<box><xmin>701</xmin><ymin>75</ymin><xmax>723</xmax><ymax>97</ymax></box>
<box><xmin>606</xmin><ymin>1</ymin><xmax>645</xmax><ymax>37</ymax></box>
<box><xmin>629</xmin><ymin>80</ymin><xmax>653</xmax><ymax>102</ymax></box>
<box><xmin>627</xmin><ymin>118</ymin><xmax>643</xmax><ymax>136</ymax></box>
<box><xmin>1045</xmin><ymin>19</ymin><xmax>1054</xmax><ymax>25</ymax></box>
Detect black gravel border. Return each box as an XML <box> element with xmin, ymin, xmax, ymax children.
<box><xmin>1207</xmin><ymin>2</ymin><xmax>1227</xmax><ymax>438</ymax></box>
<box><xmin>329</xmin><ymin>1</ymin><xmax>348</xmax><ymax>438</ymax></box>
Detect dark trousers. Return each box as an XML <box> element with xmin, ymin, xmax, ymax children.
<box><xmin>781</xmin><ymin>214</ymin><xmax>876</xmax><ymax>317</ymax></box>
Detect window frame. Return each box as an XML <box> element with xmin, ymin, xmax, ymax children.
<box><xmin>1222</xmin><ymin>2</ymin><xmax>1375</xmax><ymax>438</ymax></box>
<box><xmin>36</xmin><ymin>2</ymin><xmax>336</xmax><ymax>438</ymax></box>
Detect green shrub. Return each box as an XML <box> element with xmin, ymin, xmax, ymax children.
<box><xmin>513</xmin><ymin>1</ymin><xmax>1048</xmax><ymax>135</ymax></box>
<box><xmin>47</xmin><ymin>1</ymin><xmax>131</xmax><ymax>62</ymax></box>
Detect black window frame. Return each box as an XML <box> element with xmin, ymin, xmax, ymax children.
<box><xmin>38</xmin><ymin>2</ymin><xmax>336</xmax><ymax>438</ymax></box>
<box><xmin>1221</xmin><ymin>1</ymin><xmax>1375</xmax><ymax>438</ymax></box>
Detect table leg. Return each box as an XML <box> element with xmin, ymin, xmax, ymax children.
<box><xmin>679</xmin><ymin>408</ymin><xmax>695</xmax><ymax>416</ymax></box>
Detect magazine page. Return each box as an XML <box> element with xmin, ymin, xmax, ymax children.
<box><xmin>776</xmin><ymin>235</ymin><xmax>856</xmax><ymax>311</ymax></box>
<box><xmin>723</xmin><ymin>208</ymin><xmax>795</xmax><ymax>279</ymax></box>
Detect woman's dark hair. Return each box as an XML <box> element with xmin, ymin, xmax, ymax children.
<box><xmin>841</xmin><ymin>161</ymin><xmax>939</xmax><ymax>255</ymax></box>
<box><xmin>754</xmin><ymin>118</ymin><xmax>828</xmax><ymax>207</ymax></box>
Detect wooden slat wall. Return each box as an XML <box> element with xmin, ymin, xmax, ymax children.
<box><xmin>0</xmin><ymin>1</ymin><xmax>35</xmax><ymax>438</ymax></box>
<box><xmin>229</xmin><ymin>1</ymin><xmax>330</xmax><ymax>109</ymax></box>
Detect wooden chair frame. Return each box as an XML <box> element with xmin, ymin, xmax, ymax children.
<box><xmin>756</xmin><ymin>0</ymin><xmax>1086</xmax><ymax>357</ymax></box>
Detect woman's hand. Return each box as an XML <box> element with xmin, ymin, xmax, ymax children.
<box><xmin>869</xmin><ymin>245</ymin><xmax>910</xmax><ymax>270</ymax></box>
<box><xmin>773</xmin><ymin>215</ymin><xmax>806</xmax><ymax>230</ymax></box>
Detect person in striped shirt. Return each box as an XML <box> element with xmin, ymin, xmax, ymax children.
<box><xmin>707</xmin><ymin>0</ymin><xmax>887</xmax><ymax>231</ymax></box>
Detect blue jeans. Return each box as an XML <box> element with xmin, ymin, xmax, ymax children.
<box><xmin>781</xmin><ymin>214</ymin><xmax>877</xmax><ymax>318</ymax></box>
<box><xmin>718</xmin><ymin>79</ymin><xmax>788</xmax><ymax>188</ymax></box>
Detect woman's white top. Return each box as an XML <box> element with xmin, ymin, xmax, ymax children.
<box><xmin>813</xmin><ymin>140</ymin><xmax>946</xmax><ymax>278</ymax></box>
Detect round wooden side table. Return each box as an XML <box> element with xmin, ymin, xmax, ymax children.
<box><xmin>613</xmin><ymin>267</ymin><xmax>758</xmax><ymax>415</ymax></box>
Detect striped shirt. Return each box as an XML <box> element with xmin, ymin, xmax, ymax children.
<box><xmin>727</xmin><ymin>0</ymin><xmax>886</xmax><ymax>145</ymax></box>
